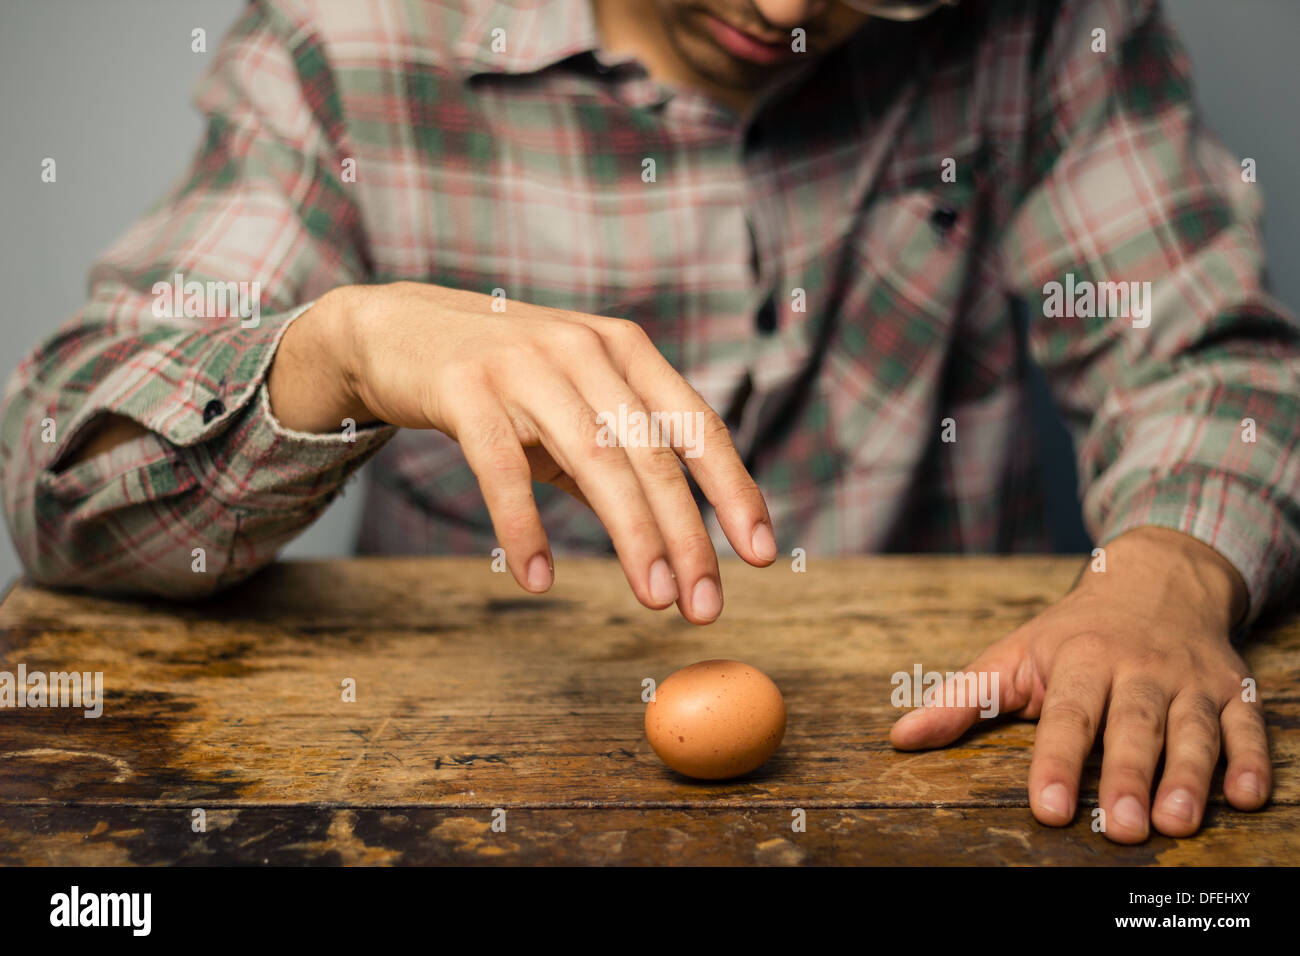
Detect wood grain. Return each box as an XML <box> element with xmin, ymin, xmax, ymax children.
<box><xmin>0</xmin><ymin>556</ymin><xmax>1295</xmax><ymax>865</ymax></box>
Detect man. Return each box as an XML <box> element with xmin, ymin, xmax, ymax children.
<box><xmin>2</xmin><ymin>0</ymin><xmax>1296</xmax><ymax>845</ymax></box>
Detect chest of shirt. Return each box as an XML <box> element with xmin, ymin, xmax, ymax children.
<box><xmin>343</xmin><ymin>56</ymin><xmax>1017</xmax><ymax>460</ymax></box>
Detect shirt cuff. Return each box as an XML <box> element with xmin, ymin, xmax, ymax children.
<box><xmin>238</xmin><ymin>375</ymin><xmax>397</xmax><ymax>467</ymax></box>
<box><xmin>194</xmin><ymin>301</ymin><xmax>399</xmax><ymax>509</ymax></box>
<box><xmin>44</xmin><ymin>299</ymin><xmax>324</xmax><ymax>454</ymax></box>
<box><xmin>41</xmin><ymin>300</ymin><xmax>398</xmax><ymax>510</ymax></box>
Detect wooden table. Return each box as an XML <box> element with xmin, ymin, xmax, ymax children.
<box><xmin>0</xmin><ymin>556</ymin><xmax>1295</xmax><ymax>866</ymax></box>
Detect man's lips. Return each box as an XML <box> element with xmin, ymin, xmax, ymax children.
<box><xmin>701</xmin><ymin>12</ymin><xmax>800</xmax><ymax>66</ymax></box>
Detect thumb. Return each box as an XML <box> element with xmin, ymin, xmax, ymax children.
<box><xmin>888</xmin><ymin>635</ymin><xmax>1035</xmax><ymax>751</ymax></box>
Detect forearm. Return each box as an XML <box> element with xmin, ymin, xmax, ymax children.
<box><xmin>1</xmin><ymin>301</ymin><xmax>396</xmax><ymax>598</ymax></box>
<box><xmin>59</xmin><ymin>413</ymin><xmax>149</xmax><ymax>469</ymax></box>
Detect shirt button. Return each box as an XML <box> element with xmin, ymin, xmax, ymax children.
<box><xmin>756</xmin><ymin>292</ymin><xmax>778</xmax><ymax>335</ymax></box>
<box><xmin>202</xmin><ymin>398</ymin><xmax>226</xmax><ymax>423</ymax></box>
<box><xmin>930</xmin><ymin>206</ymin><xmax>959</xmax><ymax>233</ymax></box>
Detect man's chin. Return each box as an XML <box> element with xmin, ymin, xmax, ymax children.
<box><xmin>674</xmin><ymin>35</ymin><xmax>792</xmax><ymax>96</ymax></box>
<box><xmin>701</xmin><ymin>62</ymin><xmax>773</xmax><ymax>92</ymax></box>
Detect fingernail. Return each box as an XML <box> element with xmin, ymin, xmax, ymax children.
<box><xmin>1039</xmin><ymin>783</ymin><xmax>1070</xmax><ymax>819</ymax></box>
<box><xmin>649</xmin><ymin>558</ymin><xmax>677</xmax><ymax>606</ymax></box>
<box><xmin>751</xmin><ymin>522</ymin><xmax>777</xmax><ymax>562</ymax></box>
<box><xmin>1114</xmin><ymin>794</ymin><xmax>1146</xmax><ymax>831</ymax></box>
<box><xmin>526</xmin><ymin>554</ymin><xmax>552</xmax><ymax>592</ymax></box>
<box><xmin>1162</xmin><ymin>788</ymin><xmax>1196</xmax><ymax>823</ymax></box>
<box><xmin>691</xmin><ymin>578</ymin><xmax>722</xmax><ymax>621</ymax></box>
<box><xmin>1238</xmin><ymin>772</ymin><xmax>1262</xmax><ymax>798</ymax></box>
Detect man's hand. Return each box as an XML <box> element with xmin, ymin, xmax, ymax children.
<box><xmin>889</xmin><ymin>527</ymin><xmax>1271</xmax><ymax>843</ymax></box>
<box><xmin>268</xmin><ymin>281</ymin><xmax>777</xmax><ymax>624</ymax></box>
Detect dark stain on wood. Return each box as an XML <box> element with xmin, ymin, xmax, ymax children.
<box><xmin>486</xmin><ymin>597</ymin><xmax>576</xmax><ymax>614</ymax></box>
<box><xmin>136</xmin><ymin>638</ymin><xmax>262</xmax><ymax>679</ymax></box>
<box><xmin>2</xmin><ymin>805</ymin><xmax>1297</xmax><ymax>866</ymax></box>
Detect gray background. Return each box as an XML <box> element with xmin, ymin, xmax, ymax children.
<box><xmin>1</xmin><ymin>0</ymin><xmax>1297</xmax><ymax>587</ymax></box>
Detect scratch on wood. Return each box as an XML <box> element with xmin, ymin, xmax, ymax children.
<box><xmin>0</xmin><ymin>748</ymin><xmax>133</xmax><ymax>783</ymax></box>
<box><xmin>332</xmin><ymin>715</ymin><xmax>394</xmax><ymax>798</ymax></box>
<box><xmin>986</xmin><ymin>826</ymin><xmax>1033</xmax><ymax>851</ymax></box>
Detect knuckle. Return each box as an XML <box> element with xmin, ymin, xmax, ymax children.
<box><xmin>459</xmin><ymin>413</ymin><xmax>524</xmax><ymax>460</ymax></box>
<box><xmin>551</xmin><ymin>321</ymin><xmax>604</xmax><ymax>354</ymax></box>
<box><xmin>608</xmin><ymin>317</ymin><xmax>650</xmax><ymax>347</ymax></box>
<box><xmin>1060</xmin><ymin>632</ymin><xmax>1109</xmax><ymax>661</ymax></box>
<box><xmin>1180</xmin><ymin>691</ymin><xmax>1222</xmax><ymax>736</ymax></box>
<box><xmin>1230</xmin><ymin>699</ymin><xmax>1269</xmax><ymax>732</ymax></box>
<box><xmin>698</xmin><ymin>408</ymin><xmax>731</xmax><ymax>443</ymax></box>
<box><xmin>1112</xmin><ymin>677</ymin><xmax>1168</xmax><ymax>731</ymax></box>
<box><xmin>723</xmin><ymin>474</ymin><xmax>763</xmax><ymax>506</ymax></box>
<box><xmin>1106</xmin><ymin>762</ymin><xmax>1155</xmax><ymax>787</ymax></box>
<box><xmin>623</xmin><ymin>513</ymin><xmax>663</xmax><ymax>547</ymax></box>
<box><xmin>639</xmin><ymin>442</ymin><xmax>687</xmax><ymax>478</ymax></box>
<box><xmin>1174</xmin><ymin>735</ymin><xmax>1222</xmax><ymax>770</ymax></box>
<box><xmin>583</xmin><ymin>434</ymin><xmax>627</xmax><ymax>468</ymax></box>
<box><xmin>671</xmin><ymin>529</ymin><xmax>716</xmax><ymax>559</ymax></box>
<box><xmin>496</xmin><ymin>507</ymin><xmax>540</xmax><ymax>543</ymax></box>
<box><xmin>572</xmin><ymin>404</ymin><xmax>612</xmax><ymax>445</ymax></box>
<box><xmin>1225</xmin><ymin>667</ymin><xmax>1255</xmax><ymax>697</ymax></box>
<box><xmin>1042</xmin><ymin>699</ymin><xmax>1096</xmax><ymax>739</ymax></box>
<box><xmin>1179</xmin><ymin>734</ymin><xmax>1221</xmax><ymax>768</ymax></box>
<box><xmin>481</xmin><ymin>445</ymin><xmax>530</xmax><ymax>479</ymax></box>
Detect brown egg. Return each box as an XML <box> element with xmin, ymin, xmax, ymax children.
<box><xmin>645</xmin><ymin>659</ymin><xmax>786</xmax><ymax>780</ymax></box>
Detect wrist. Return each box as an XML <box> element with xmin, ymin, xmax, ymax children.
<box><xmin>267</xmin><ymin>286</ymin><xmax>376</xmax><ymax>432</ymax></box>
<box><xmin>314</xmin><ymin>284</ymin><xmax>376</xmax><ymax>427</ymax></box>
<box><xmin>1079</xmin><ymin>526</ymin><xmax>1248</xmax><ymax>632</ymax></box>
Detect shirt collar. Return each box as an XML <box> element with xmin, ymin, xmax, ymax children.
<box><xmin>453</xmin><ymin>0</ymin><xmax>606</xmax><ymax>77</ymax></box>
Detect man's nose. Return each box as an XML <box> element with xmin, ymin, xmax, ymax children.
<box><xmin>751</xmin><ymin>0</ymin><xmax>830</xmax><ymax>29</ymax></box>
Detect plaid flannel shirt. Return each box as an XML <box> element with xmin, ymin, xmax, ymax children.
<box><xmin>3</xmin><ymin>0</ymin><xmax>1298</xmax><ymax>624</ymax></box>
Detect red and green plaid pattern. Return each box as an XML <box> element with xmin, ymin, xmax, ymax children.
<box><xmin>2</xmin><ymin>0</ymin><xmax>1297</xmax><ymax>624</ymax></box>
